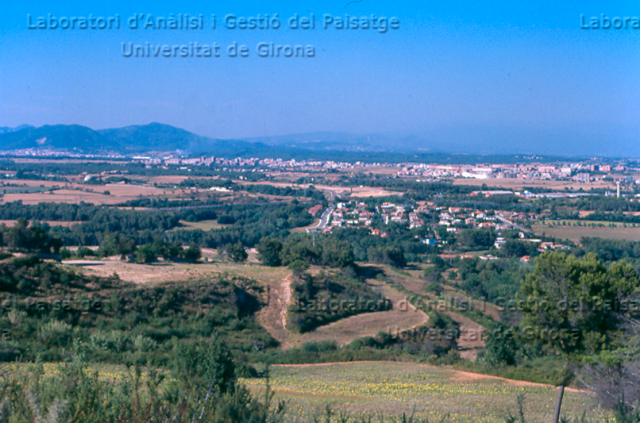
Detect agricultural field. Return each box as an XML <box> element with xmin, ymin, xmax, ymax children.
<box><xmin>168</xmin><ymin>219</ymin><xmax>230</xmax><ymax>231</ymax></box>
<box><xmin>0</xmin><ymin>183</ymin><xmax>182</xmax><ymax>205</ymax></box>
<box><xmin>243</xmin><ymin>362</ymin><xmax>606</xmax><ymax>422</ymax></box>
<box><xmin>240</xmin><ymin>181</ymin><xmax>402</xmax><ymax>198</ymax></box>
<box><xmin>452</xmin><ymin>178</ymin><xmax>617</xmax><ymax>191</ymax></box>
<box><xmin>533</xmin><ymin>224</ymin><xmax>640</xmax><ymax>242</ymax></box>
<box><xmin>0</xmin><ymin>219</ymin><xmax>76</xmax><ymax>227</ymax></box>
<box><xmin>0</xmin><ymin>186</ymin><xmax>56</xmax><ymax>194</ymax></box>
<box><xmin>0</xmin><ymin>179</ymin><xmax>63</xmax><ymax>187</ymax></box>
<box><xmin>544</xmin><ymin>220</ymin><xmax>636</xmax><ymax>228</ymax></box>
<box><xmin>67</xmin><ymin>259</ymin><xmax>291</xmax><ymax>285</ymax></box>
<box><xmin>0</xmin><ymin>189</ymin><xmax>125</xmax><ymax>205</ymax></box>
<box><xmin>2</xmin><ymin>362</ymin><xmax>134</xmax><ymax>383</ymax></box>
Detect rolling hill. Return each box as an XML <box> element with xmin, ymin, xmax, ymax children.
<box><xmin>0</xmin><ymin>124</ymin><xmax>110</xmax><ymax>151</ymax></box>
<box><xmin>0</xmin><ymin>122</ymin><xmax>265</xmax><ymax>154</ymax></box>
<box><xmin>97</xmin><ymin>122</ymin><xmax>210</xmax><ymax>152</ymax></box>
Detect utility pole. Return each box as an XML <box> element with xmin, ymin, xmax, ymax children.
<box><xmin>553</xmin><ymin>386</ymin><xmax>564</xmax><ymax>423</ymax></box>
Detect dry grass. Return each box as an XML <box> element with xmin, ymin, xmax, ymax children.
<box><xmin>348</xmin><ymin>188</ymin><xmax>402</xmax><ymax>198</ymax></box>
<box><xmin>290</xmin><ymin>219</ymin><xmax>320</xmax><ymax>233</ymax></box>
<box><xmin>129</xmin><ymin>175</ymin><xmax>189</xmax><ymax>184</ymax></box>
<box><xmin>251</xmin><ymin>262</ymin><xmax>430</xmax><ymax>350</ymax></box>
<box><xmin>361</xmin><ymin>264</ymin><xmax>500</xmax><ymax>360</ymax></box>
<box><xmin>0</xmin><ymin>220</ymin><xmax>76</xmax><ymax>227</ymax></box>
<box><xmin>0</xmin><ymin>182</ymin><xmax>179</xmax><ymax>205</ymax></box>
<box><xmin>239</xmin><ymin>181</ymin><xmax>401</xmax><ymax>198</ymax></box>
<box><xmin>1</xmin><ymin>190</ymin><xmax>124</xmax><ymax>205</ymax></box>
<box><xmin>168</xmin><ymin>219</ymin><xmax>230</xmax><ymax>232</ymax></box>
<box><xmin>453</xmin><ymin>178</ymin><xmax>616</xmax><ymax>191</ymax></box>
<box><xmin>533</xmin><ymin>224</ymin><xmax>640</xmax><ymax>242</ymax></box>
<box><xmin>67</xmin><ymin>260</ymin><xmax>291</xmax><ymax>285</ymax></box>
<box><xmin>356</xmin><ymin>165</ymin><xmax>401</xmax><ymax>175</ymax></box>
<box><xmin>286</xmin><ymin>281</ymin><xmax>429</xmax><ymax>349</ymax></box>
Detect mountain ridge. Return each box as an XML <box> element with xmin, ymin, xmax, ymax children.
<box><xmin>0</xmin><ymin>122</ymin><xmax>637</xmax><ymax>159</ymax></box>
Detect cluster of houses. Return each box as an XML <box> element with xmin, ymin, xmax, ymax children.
<box><xmin>396</xmin><ymin>162</ymin><xmax>637</xmax><ymax>182</ymax></box>
<box><xmin>436</xmin><ymin>207</ymin><xmax>510</xmax><ymax>233</ymax></box>
<box><xmin>328</xmin><ymin>201</ymin><xmax>374</xmax><ymax>229</ymax></box>
<box><xmin>311</xmin><ymin>200</ymin><xmax>570</xmax><ymax>257</ymax></box>
<box><xmin>379</xmin><ymin>202</ymin><xmax>406</xmax><ymax>225</ymax></box>
<box><xmin>308</xmin><ymin>204</ymin><xmax>323</xmax><ymax>217</ymax></box>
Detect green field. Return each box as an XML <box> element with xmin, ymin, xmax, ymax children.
<box><xmin>243</xmin><ymin>362</ymin><xmax>606</xmax><ymax>422</ymax></box>
<box><xmin>0</xmin><ymin>186</ymin><xmax>56</xmax><ymax>194</ymax></box>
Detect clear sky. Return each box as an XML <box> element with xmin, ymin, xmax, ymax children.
<box><xmin>0</xmin><ymin>0</ymin><xmax>638</xmax><ymax>144</ymax></box>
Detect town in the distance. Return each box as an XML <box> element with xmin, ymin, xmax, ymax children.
<box><xmin>1</xmin><ymin>129</ymin><xmax>640</xmax><ymax>422</ymax></box>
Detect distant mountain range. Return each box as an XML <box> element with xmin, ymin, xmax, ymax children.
<box><xmin>249</xmin><ymin>125</ymin><xmax>640</xmax><ymax>158</ymax></box>
<box><xmin>0</xmin><ymin>125</ymin><xmax>34</xmax><ymax>135</ymax></box>
<box><xmin>0</xmin><ymin>122</ymin><xmax>638</xmax><ymax>159</ymax></box>
<box><xmin>0</xmin><ymin>123</ymin><xmax>261</xmax><ymax>155</ymax></box>
<box><xmin>0</xmin><ymin>123</ymin><xmax>397</xmax><ymax>155</ymax></box>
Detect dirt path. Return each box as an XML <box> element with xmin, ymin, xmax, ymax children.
<box><xmin>258</xmin><ymin>276</ymin><xmax>429</xmax><ymax>350</ymax></box>
<box><xmin>380</xmin><ymin>268</ymin><xmax>489</xmax><ymax>361</ymax></box>
<box><xmin>286</xmin><ymin>283</ymin><xmax>428</xmax><ymax>349</ymax></box>
<box><xmin>280</xmin><ymin>277</ymin><xmax>291</xmax><ymax>330</ymax></box>
<box><xmin>259</xmin><ymin>275</ymin><xmax>294</xmax><ymax>347</ymax></box>
<box><xmin>443</xmin><ymin>311</ymin><xmax>485</xmax><ymax>361</ymax></box>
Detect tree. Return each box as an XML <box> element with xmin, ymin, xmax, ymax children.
<box><xmin>385</xmin><ymin>246</ymin><xmax>406</xmax><ymax>268</ymax></box>
<box><xmin>257</xmin><ymin>238</ymin><xmax>283</xmax><ymax>267</ymax></box>
<box><xmin>173</xmin><ymin>338</ymin><xmax>236</xmax><ymax>396</ymax></box>
<box><xmin>429</xmin><ymin>254</ymin><xmax>448</xmax><ymax>270</ymax></box>
<box><xmin>520</xmin><ymin>252</ymin><xmax>633</xmax><ymax>356</ymax></box>
<box><xmin>60</xmin><ymin>248</ymin><xmax>72</xmax><ymax>260</ymax></box>
<box><xmin>163</xmin><ymin>241</ymin><xmax>183</xmax><ymax>261</ymax></box>
<box><xmin>227</xmin><ymin>242</ymin><xmax>248</xmax><ymax>263</ymax></box>
<box><xmin>135</xmin><ymin>244</ymin><xmax>158</xmax><ymax>264</ymax></box>
<box><xmin>518</xmin><ymin>252</ymin><xmax>639</xmax><ymax>421</ymax></box>
<box><xmin>482</xmin><ymin>323</ymin><xmax>517</xmax><ymax>366</ymax></box>
<box><xmin>457</xmin><ymin>228</ymin><xmax>496</xmax><ymax>249</ymax></box>
<box><xmin>1</xmin><ymin>219</ymin><xmax>62</xmax><ymax>254</ymax></box>
<box><xmin>183</xmin><ymin>242</ymin><xmax>202</xmax><ymax>262</ymax></box>
<box><xmin>423</xmin><ymin>266</ymin><xmax>442</xmax><ymax>283</ymax></box>
<box><xmin>4</xmin><ymin>218</ymin><xmax>30</xmax><ymax>250</ymax></box>
<box><xmin>288</xmin><ymin>260</ymin><xmax>309</xmax><ymax>280</ymax></box>
<box><xmin>321</xmin><ymin>240</ymin><xmax>355</xmax><ymax>268</ymax></box>
<box><xmin>99</xmin><ymin>233</ymin><xmax>136</xmax><ymax>258</ymax></box>
<box><xmin>500</xmin><ymin>240</ymin><xmax>536</xmax><ymax>258</ymax></box>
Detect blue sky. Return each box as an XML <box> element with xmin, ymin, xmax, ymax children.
<box><xmin>0</xmin><ymin>0</ymin><xmax>638</xmax><ymax>145</ymax></box>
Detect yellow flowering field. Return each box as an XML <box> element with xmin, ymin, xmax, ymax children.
<box><xmin>1</xmin><ymin>362</ymin><xmax>143</xmax><ymax>382</ymax></box>
<box><xmin>242</xmin><ymin>362</ymin><xmax>609</xmax><ymax>422</ymax></box>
